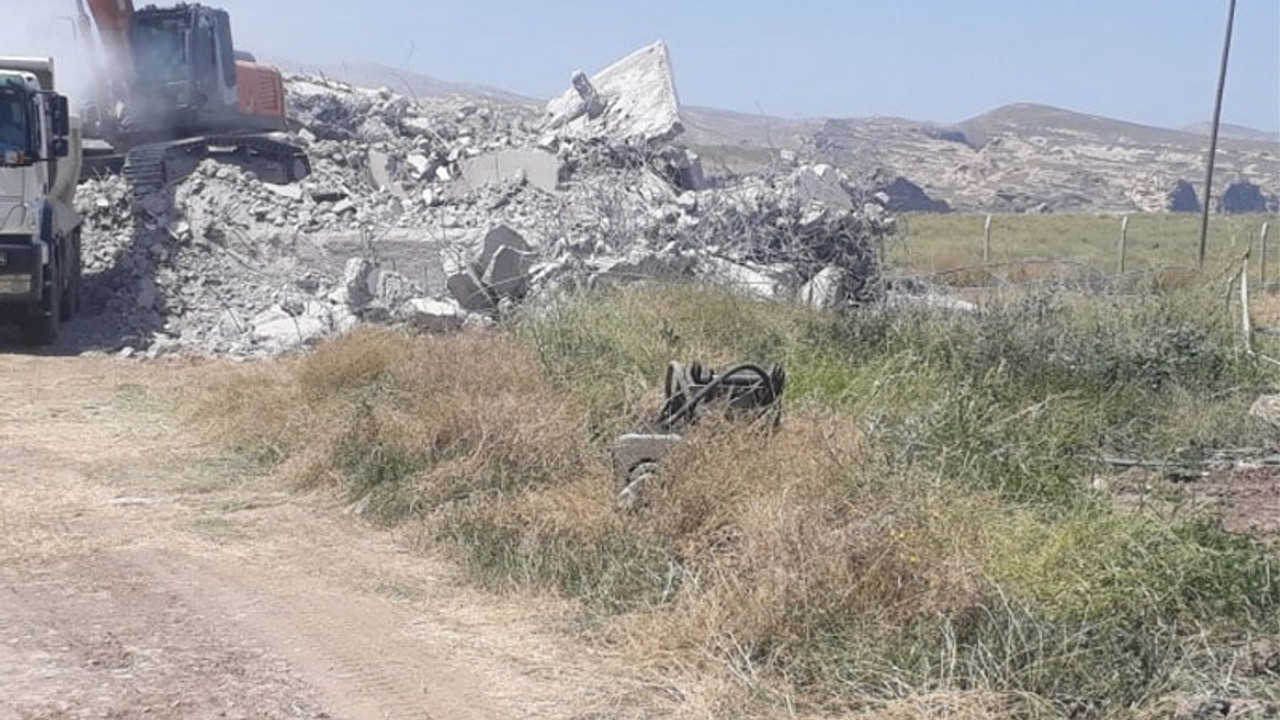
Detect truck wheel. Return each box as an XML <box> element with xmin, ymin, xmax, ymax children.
<box><xmin>61</xmin><ymin>233</ymin><xmax>82</xmax><ymax>319</ymax></box>
<box><xmin>21</xmin><ymin>258</ymin><xmax>60</xmax><ymax>347</ymax></box>
<box><xmin>59</xmin><ymin>249</ymin><xmax>74</xmax><ymax>321</ymax></box>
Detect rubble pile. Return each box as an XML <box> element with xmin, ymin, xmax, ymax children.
<box><xmin>75</xmin><ymin>41</ymin><xmax>893</xmax><ymax>357</ymax></box>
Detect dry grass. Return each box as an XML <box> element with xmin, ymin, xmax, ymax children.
<box><xmin>195</xmin><ymin>283</ymin><xmax>1280</xmax><ymax>718</ymax></box>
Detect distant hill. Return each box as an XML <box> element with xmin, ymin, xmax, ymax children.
<box><xmin>261</xmin><ymin>58</ymin><xmax>538</xmax><ymax>105</ymax></box>
<box><xmin>953</xmin><ymin>103</ymin><xmax>1278</xmax><ymax>153</ymax></box>
<box><xmin>808</xmin><ymin>103</ymin><xmax>1278</xmax><ymax>213</ymax></box>
<box><xmin>1180</xmin><ymin>121</ymin><xmax>1280</xmax><ymax>144</ymax></box>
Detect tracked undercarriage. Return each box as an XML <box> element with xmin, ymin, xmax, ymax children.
<box><xmin>82</xmin><ymin>134</ymin><xmax>310</xmax><ymax>196</ymax></box>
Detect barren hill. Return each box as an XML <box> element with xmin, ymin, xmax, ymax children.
<box><xmin>801</xmin><ymin>103</ymin><xmax>1278</xmax><ymax>213</ymax></box>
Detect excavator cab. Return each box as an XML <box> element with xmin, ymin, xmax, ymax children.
<box><xmin>77</xmin><ymin>0</ymin><xmax>306</xmax><ymax>191</ymax></box>
<box><xmin>120</xmin><ymin>4</ymin><xmax>285</xmax><ymax>138</ymax></box>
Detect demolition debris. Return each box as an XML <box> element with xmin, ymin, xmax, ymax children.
<box><xmin>74</xmin><ymin>41</ymin><xmax>893</xmax><ymax>358</ymax></box>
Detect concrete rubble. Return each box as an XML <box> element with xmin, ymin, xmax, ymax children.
<box><xmin>545</xmin><ymin>41</ymin><xmax>684</xmax><ymax>144</ymax></box>
<box><xmin>74</xmin><ymin>42</ymin><xmax>894</xmax><ymax>358</ymax></box>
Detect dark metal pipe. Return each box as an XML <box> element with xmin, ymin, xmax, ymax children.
<box><xmin>1198</xmin><ymin>0</ymin><xmax>1238</xmax><ymax>269</ymax></box>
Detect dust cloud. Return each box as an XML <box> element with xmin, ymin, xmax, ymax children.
<box><xmin>0</xmin><ymin>1</ymin><xmax>99</xmax><ymax>105</ymax></box>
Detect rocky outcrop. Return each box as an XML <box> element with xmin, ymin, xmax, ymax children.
<box><xmin>1167</xmin><ymin>181</ymin><xmax>1201</xmax><ymax>213</ymax></box>
<box><xmin>1220</xmin><ymin>180</ymin><xmax>1270</xmax><ymax>214</ymax></box>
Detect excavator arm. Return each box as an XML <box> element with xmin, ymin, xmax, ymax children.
<box><xmin>78</xmin><ymin>0</ymin><xmax>135</xmax><ymax>80</ymax></box>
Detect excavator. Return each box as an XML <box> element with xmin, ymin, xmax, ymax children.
<box><xmin>74</xmin><ymin>0</ymin><xmax>310</xmax><ymax>193</ymax></box>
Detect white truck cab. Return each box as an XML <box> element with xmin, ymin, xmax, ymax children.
<box><xmin>0</xmin><ymin>57</ymin><xmax>82</xmax><ymax>346</ymax></box>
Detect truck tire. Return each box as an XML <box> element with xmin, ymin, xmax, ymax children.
<box><xmin>21</xmin><ymin>257</ymin><xmax>60</xmax><ymax>347</ymax></box>
<box><xmin>59</xmin><ymin>233</ymin><xmax>81</xmax><ymax>320</ymax></box>
<box><xmin>72</xmin><ymin>232</ymin><xmax>83</xmax><ymax>314</ymax></box>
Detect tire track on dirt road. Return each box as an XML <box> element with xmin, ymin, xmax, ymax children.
<box><xmin>0</xmin><ymin>354</ymin><xmax>667</xmax><ymax>720</ymax></box>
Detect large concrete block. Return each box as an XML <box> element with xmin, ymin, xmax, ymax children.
<box><xmin>545</xmin><ymin>41</ymin><xmax>684</xmax><ymax>144</ymax></box>
<box><xmin>366</xmin><ymin>148</ymin><xmax>406</xmax><ymax>197</ymax></box>
<box><xmin>460</xmin><ymin>149</ymin><xmax>564</xmax><ymax>194</ymax></box>
<box><xmin>447</xmin><ymin>269</ymin><xmax>495</xmax><ymax>312</ymax></box>
<box><xmin>251</xmin><ymin>304</ymin><xmax>332</xmax><ymax>349</ymax></box>
<box><xmin>485</xmin><ymin>245</ymin><xmax>536</xmax><ymax>300</ymax></box>
<box><xmin>795</xmin><ymin>164</ymin><xmax>853</xmax><ymax>211</ymax></box>
<box><xmin>398</xmin><ymin>298</ymin><xmax>466</xmax><ymax>333</ymax></box>
<box><xmin>475</xmin><ymin>225</ymin><xmax>533</xmax><ymax>276</ymax></box>
<box><xmin>799</xmin><ymin>266</ymin><xmax>848</xmax><ymax>310</ymax></box>
<box><xmin>342</xmin><ymin>257</ymin><xmax>376</xmax><ymax>308</ymax></box>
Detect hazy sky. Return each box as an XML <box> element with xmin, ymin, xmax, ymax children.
<box><xmin>15</xmin><ymin>0</ymin><xmax>1280</xmax><ymax>130</ymax></box>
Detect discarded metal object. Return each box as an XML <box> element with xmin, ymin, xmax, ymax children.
<box><xmin>612</xmin><ymin>362</ymin><xmax>786</xmax><ymax>510</ymax></box>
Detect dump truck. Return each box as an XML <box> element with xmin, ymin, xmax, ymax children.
<box><xmin>0</xmin><ymin>56</ymin><xmax>82</xmax><ymax>346</ymax></box>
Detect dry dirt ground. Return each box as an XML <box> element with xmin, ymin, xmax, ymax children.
<box><xmin>0</xmin><ymin>354</ymin><xmax>671</xmax><ymax>720</ymax></box>
<box><xmin>1109</xmin><ymin>463</ymin><xmax>1280</xmax><ymax>546</ymax></box>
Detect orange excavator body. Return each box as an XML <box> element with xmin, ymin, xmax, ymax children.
<box><xmin>75</xmin><ymin>0</ymin><xmax>308</xmax><ymax>190</ymax></box>
<box><xmin>235</xmin><ymin>59</ymin><xmax>288</xmax><ymax>125</ymax></box>
<box><xmin>79</xmin><ymin>0</ymin><xmax>290</xmax><ymax>142</ymax></box>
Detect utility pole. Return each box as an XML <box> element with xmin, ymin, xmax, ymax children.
<box><xmin>1198</xmin><ymin>0</ymin><xmax>1238</xmax><ymax>269</ymax></box>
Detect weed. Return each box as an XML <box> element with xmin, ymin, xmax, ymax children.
<box><xmin>198</xmin><ymin>282</ymin><xmax>1280</xmax><ymax>717</ymax></box>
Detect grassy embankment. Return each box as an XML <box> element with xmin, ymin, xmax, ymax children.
<box><xmin>198</xmin><ymin>273</ymin><xmax>1280</xmax><ymax>718</ymax></box>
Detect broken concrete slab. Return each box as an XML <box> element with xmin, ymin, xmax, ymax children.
<box><xmin>262</xmin><ymin>182</ymin><xmax>304</xmax><ymax>201</ymax></box>
<box><xmin>700</xmin><ymin>257</ymin><xmax>785</xmax><ymax>299</ymax></box>
<box><xmin>654</xmin><ymin>147</ymin><xmax>707</xmax><ymax>192</ymax></box>
<box><xmin>460</xmin><ymin>149</ymin><xmax>564</xmax><ymax>195</ymax></box>
<box><xmin>447</xmin><ymin>269</ymin><xmax>496</xmax><ymax>312</ymax></box>
<box><xmin>476</xmin><ymin>225</ymin><xmax>534</xmax><ymax>275</ymax></box>
<box><xmin>251</xmin><ymin>304</ymin><xmax>332</xmax><ymax>349</ymax></box>
<box><xmin>799</xmin><ymin>266</ymin><xmax>848</xmax><ymax>309</ymax></box>
<box><xmin>592</xmin><ymin>250</ymin><xmax>697</xmax><ymax>287</ymax></box>
<box><xmin>405</xmin><ymin>153</ymin><xmax>432</xmax><ymax>178</ymax></box>
<box><xmin>368</xmin><ymin>268</ymin><xmax>421</xmax><ymax>311</ymax></box>
<box><xmin>398</xmin><ymin>297</ymin><xmax>467</xmax><ymax>333</ymax></box>
<box><xmin>342</xmin><ymin>257</ymin><xmax>376</xmax><ymax>308</ymax></box>
<box><xmin>367</xmin><ymin>148</ymin><xmax>408</xmax><ymax>198</ymax></box>
<box><xmin>545</xmin><ymin>41</ymin><xmax>684</xmax><ymax>144</ymax></box>
<box><xmin>486</xmin><ymin>245</ymin><xmax>536</xmax><ymax>300</ymax></box>
<box><xmin>795</xmin><ymin>164</ymin><xmax>853</xmax><ymax>211</ymax></box>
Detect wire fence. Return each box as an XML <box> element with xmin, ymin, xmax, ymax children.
<box><xmin>888</xmin><ymin>212</ymin><xmax>1277</xmax><ymax>294</ymax></box>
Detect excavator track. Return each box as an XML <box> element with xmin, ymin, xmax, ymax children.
<box><xmin>114</xmin><ymin>135</ymin><xmax>309</xmax><ymax>197</ymax></box>
<box><xmin>121</xmin><ymin>143</ymin><xmax>175</xmax><ymax>197</ymax></box>
<box><xmin>204</xmin><ymin>134</ymin><xmax>311</xmax><ymax>183</ymax></box>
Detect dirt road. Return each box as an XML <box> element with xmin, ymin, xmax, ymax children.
<box><xmin>0</xmin><ymin>354</ymin><xmax>661</xmax><ymax>720</ymax></box>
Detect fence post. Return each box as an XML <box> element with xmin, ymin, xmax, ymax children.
<box><xmin>983</xmin><ymin>215</ymin><xmax>992</xmax><ymax>265</ymax></box>
<box><xmin>1118</xmin><ymin>215</ymin><xmax>1130</xmax><ymax>275</ymax></box>
<box><xmin>1241</xmin><ymin>255</ymin><xmax>1253</xmax><ymax>353</ymax></box>
<box><xmin>1261</xmin><ymin>222</ymin><xmax>1271</xmax><ymax>290</ymax></box>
